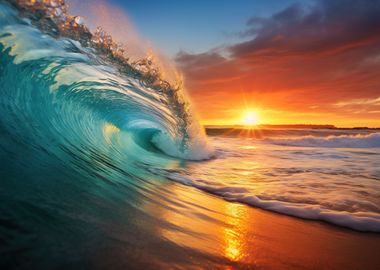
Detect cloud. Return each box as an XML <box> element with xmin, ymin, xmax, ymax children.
<box><xmin>335</xmin><ymin>97</ymin><xmax>380</xmax><ymax>107</ymax></box>
<box><xmin>176</xmin><ymin>0</ymin><xmax>380</xmax><ymax>124</ymax></box>
<box><xmin>176</xmin><ymin>50</ymin><xmax>243</xmax><ymax>87</ymax></box>
<box><xmin>231</xmin><ymin>0</ymin><xmax>380</xmax><ymax>58</ymax></box>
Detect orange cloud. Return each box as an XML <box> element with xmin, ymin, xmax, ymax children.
<box><xmin>176</xmin><ymin>0</ymin><xmax>380</xmax><ymax>127</ymax></box>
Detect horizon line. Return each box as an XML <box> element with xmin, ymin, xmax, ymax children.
<box><xmin>203</xmin><ymin>124</ymin><xmax>380</xmax><ymax>129</ymax></box>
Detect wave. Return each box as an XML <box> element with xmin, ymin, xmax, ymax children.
<box><xmin>163</xmin><ymin>172</ymin><xmax>380</xmax><ymax>232</ymax></box>
<box><xmin>266</xmin><ymin>133</ymin><xmax>380</xmax><ymax>148</ymax></box>
<box><xmin>0</xmin><ymin>0</ymin><xmax>213</xmax><ymax>161</ymax></box>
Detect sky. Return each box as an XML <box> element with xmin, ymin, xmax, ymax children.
<box><xmin>69</xmin><ymin>0</ymin><xmax>380</xmax><ymax>127</ymax></box>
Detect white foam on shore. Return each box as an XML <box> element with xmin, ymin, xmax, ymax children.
<box><xmin>164</xmin><ymin>172</ymin><xmax>380</xmax><ymax>232</ymax></box>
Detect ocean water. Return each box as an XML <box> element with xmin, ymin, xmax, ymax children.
<box><xmin>1</xmin><ymin>1</ymin><xmax>380</xmax><ymax>269</ymax></box>
<box><xmin>192</xmin><ymin>129</ymin><xmax>380</xmax><ymax>231</ymax></box>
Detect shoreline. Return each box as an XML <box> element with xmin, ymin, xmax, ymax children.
<box><xmin>148</xmin><ymin>181</ymin><xmax>380</xmax><ymax>269</ymax></box>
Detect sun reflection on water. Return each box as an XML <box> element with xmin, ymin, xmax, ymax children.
<box><xmin>223</xmin><ymin>203</ymin><xmax>248</xmax><ymax>262</ymax></box>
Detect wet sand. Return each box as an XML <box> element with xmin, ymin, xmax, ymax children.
<box><xmin>144</xmin><ymin>181</ymin><xmax>380</xmax><ymax>269</ymax></box>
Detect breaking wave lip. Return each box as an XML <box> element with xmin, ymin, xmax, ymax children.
<box><xmin>0</xmin><ymin>0</ymin><xmax>214</xmax><ymax>161</ymax></box>
<box><xmin>161</xmin><ymin>172</ymin><xmax>380</xmax><ymax>233</ymax></box>
<box><xmin>266</xmin><ymin>133</ymin><xmax>380</xmax><ymax>148</ymax></box>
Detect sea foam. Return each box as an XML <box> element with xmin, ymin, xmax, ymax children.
<box><xmin>164</xmin><ymin>172</ymin><xmax>380</xmax><ymax>232</ymax></box>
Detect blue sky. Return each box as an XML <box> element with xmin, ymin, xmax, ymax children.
<box><xmin>109</xmin><ymin>0</ymin><xmax>298</xmax><ymax>56</ymax></box>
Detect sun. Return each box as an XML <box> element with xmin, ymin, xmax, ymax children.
<box><xmin>242</xmin><ymin>111</ymin><xmax>260</xmax><ymax>126</ymax></box>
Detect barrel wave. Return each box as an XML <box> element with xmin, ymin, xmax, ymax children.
<box><xmin>0</xmin><ymin>2</ymin><xmax>216</xmax><ymax>268</ymax></box>
<box><xmin>0</xmin><ymin>1</ymin><xmax>211</xmax><ymax>163</ymax></box>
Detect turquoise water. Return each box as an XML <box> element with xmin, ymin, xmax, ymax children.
<box><xmin>0</xmin><ymin>2</ymin><xmax>213</xmax><ymax>268</ymax></box>
<box><xmin>1</xmin><ymin>1</ymin><xmax>380</xmax><ymax>269</ymax></box>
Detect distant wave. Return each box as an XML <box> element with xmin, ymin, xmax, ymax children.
<box><xmin>163</xmin><ymin>172</ymin><xmax>380</xmax><ymax>232</ymax></box>
<box><xmin>266</xmin><ymin>133</ymin><xmax>380</xmax><ymax>148</ymax></box>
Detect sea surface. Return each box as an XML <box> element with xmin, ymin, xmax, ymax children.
<box><xmin>200</xmin><ymin>128</ymin><xmax>380</xmax><ymax>231</ymax></box>
<box><xmin>1</xmin><ymin>1</ymin><xmax>380</xmax><ymax>269</ymax></box>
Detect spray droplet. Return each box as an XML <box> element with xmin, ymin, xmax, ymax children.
<box><xmin>74</xmin><ymin>16</ymin><xmax>83</xmax><ymax>25</ymax></box>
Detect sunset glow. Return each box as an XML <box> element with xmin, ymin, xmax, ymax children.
<box><xmin>173</xmin><ymin>1</ymin><xmax>380</xmax><ymax>128</ymax></box>
<box><xmin>242</xmin><ymin>111</ymin><xmax>259</xmax><ymax>126</ymax></box>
